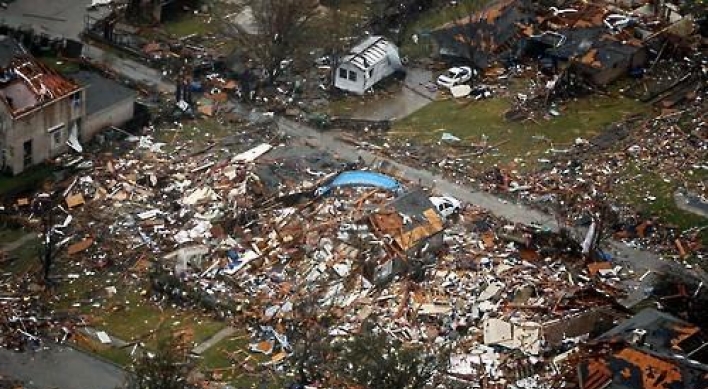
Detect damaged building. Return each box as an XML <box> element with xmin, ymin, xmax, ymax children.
<box><xmin>0</xmin><ymin>36</ymin><xmax>137</xmax><ymax>174</ymax></box>
<box><xmin>432</xmin><ymin>0</ymin><xmax>692</xmax><ymax>86</ymax></box>
<box><xmin>70</xmin><ymin>71</ymin><xmax>136</xmax><ymax>142</ymax></box>
<box><xmin>334</xmin><ymin>36</ymin><xmax>404</xmax><ymax>95</ymax></box>
<box><xmin>431</xmin><ymin>0</ymin><xmax>534</xmax><ymax>69</ymax></box>
<box><xmin>0</xmin><ymin>36</ymin><xmax>85</xmax><ymax>175</ymax></box>
<box><xmin>577</xmin><ymin>309</ymin><xmax>708</xmax><ymax>389</ymax></box>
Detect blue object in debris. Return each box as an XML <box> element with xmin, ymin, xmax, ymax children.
<box><xmin>317</xmin><ymin>170</ymin><xmax>402</xmax><ymax>196</ymax></box>
<box><xmin>190</xmin><ymin>81</ymin><xmax>203</xmax><ymax>92</ymax></box>
<box><xmin>227</xmin><ymin>249</ymin><xmax>240</xmax><ymax>262</ymax></box>
<box><xmin>225</xmin><ymin>249</ymin><xmax>242</xmax><ymax>271</ymax></box>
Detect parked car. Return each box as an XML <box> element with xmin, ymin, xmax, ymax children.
<box><xmin>429</xmin><ymin>196</ymin><xmax>462</xmax><ymax>219</ymax></box>
<box><xmin>437</xmin><ymin>66</ymin><xmax>473</xmax><ymax>88</ymax></box>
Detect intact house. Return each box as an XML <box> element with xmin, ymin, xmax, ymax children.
<box><xmin>334</xmin><ymin>36</ymin><xmax>404</xmax><ymax>95</ymax></box>
<box><xmin>0</xmin><ymin>36</ymin><xmax>136</xmax><ymax>174</ymax></box>
<box><xmin>0</xmin><ymin>39</ymin><xmax>85</xmax><ymax>175</ymax></box>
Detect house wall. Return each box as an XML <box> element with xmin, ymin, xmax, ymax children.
<box><xmin>335</xmin><ymin>58</ymin><xmax>401</xmax><ymax>95</ymax></box>
<box><xmin>365</xmin><ymin>55</ymin><xmax>399</xmax><ymax>90</ymax></box>
<box><xmin>334</xmin><ymin>63</ymin><xmax>365</xmax><ymax>94</ymax></box>
<box><xmin>83</xmin><ymin>96</ymin><xmax>134</xmax><ymax>141</ymax></box>
<box><xmin>2</xmin><ymin>90</ymin><xmax>85</xmax><ymax>175</ymax></box>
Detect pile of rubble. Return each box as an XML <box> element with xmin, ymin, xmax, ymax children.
<box><xmin>0</xmin><ymin>117</ymin><xmax>668</xmax><ymax>384</ymax></box>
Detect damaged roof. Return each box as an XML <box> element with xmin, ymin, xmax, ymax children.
<box><xmin>0</xmin><ymin>35</ymin><xmax>25</xmax><ymax>68</ymax></box>
<box><xmin>578</xmin><ymin>346</ymin><xmax>708</xmax><ymax>389</ymax></box>
<box><xmin>0</xmin><ymin>55</ymin><xmax>81</xmax><ymax>118</ymax></box>
<box><xmin>541</xmin><ymin>26</ymin><xmax>644</xmax><ymax>69</ymax></box>
<box><xmin>599</xmin><ymin>308</ymin><xmax>708</xmax><ymax>360</ymax></box>
<box><xmin>578</xmin><ymin>309</ymin><xmax>708</xmax><ymax>389</ymax></box>
<box><xmin>341</xmin><ymin>36</ymin><xmax>397</xmax><ymax>71</ymax></box>
<box><xmin>431</xmin><ymin>0</ymin><xmax>534</xmax><ymax>68</ymax></box>
<box><xmin>369</xmin><ymin>189</ymin><xmax>444</xmax><ymax>253</ymax></box>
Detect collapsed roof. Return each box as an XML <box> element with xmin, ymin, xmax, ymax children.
<box><xmin>578</xmin><ymin>309</ymin><xmax>708</xmax><ymax>389</ymax></box>
<box><xmin>0</xmin><ymin>54</ymin><xmax>80</xmax><ymax>118</ymax></box>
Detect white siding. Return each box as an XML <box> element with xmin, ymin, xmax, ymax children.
<box><xmin>334</xmin><ymin>63</ymin><xmax>365</xmax><ymax>94</ymax></box>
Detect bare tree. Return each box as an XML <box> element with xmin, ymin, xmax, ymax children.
<box><xmin>368</xmin><ymin>0</ymin><xmax>435</xmax><ymax>44</ymax></box>
<box><xmin>327</xmin><ymin>325</ymin><xmax>450</xmax><ymax>389</ymax></box>
<box><xmin>448</xmin><ymin>0</ymin><xmax>487</xmax><ymax>63</ymax></box>
<box><xmin>229</xmin><ymin>0</ymin><xmax>319</xmax><ymax>84</ymax></box>
<box><xmin>127</xmin><ymin>333</ymin><xmax>192</xmax><ymax>389</ymax></box>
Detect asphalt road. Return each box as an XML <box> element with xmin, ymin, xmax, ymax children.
<box><xmin>270</xmin><ymin>114</ymin><xmax>708</xmax><ymax>307</ymax></box>
<box><xmin>0</xmin><ymin>345</ymin><xmax>126</xmax><ymax>389</ymax></box>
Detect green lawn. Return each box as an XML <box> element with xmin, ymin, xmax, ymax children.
<box><xmin>200</xmin><ymin>335</ymin><xmax>280</xmax><ymax>388</ymax></box>
<box><xmin>0</xmin><ymin>164</ymin><xmax>54</xmax><ymax>198</ymax></box>
<box><xmin>615</xmin><ymin>163</ymin><xmax>707</xmax><ymax>244</ymax></box>
<box><xmin>154</xmin><ymin>118</ymin><xmax>240</xmax><ymax>153</ymax></box>
<box><xmin>0</xmin><ymin>228</ymin><xmax>28</xmax><ymax>245</ymax></box>
<box><xmin>392</xmin><ymin>94</ymin><xmax>646</xmax><ymax>170</ymax></box>
<box><xmin>74</xmin><ymin>337</ymin><xmax>133</xmax><ymax>367</ymax></box>
<box><xmin>3</xmin><ymin>236</ymin><xmax>41</xmax><ymax>274</ymax></box>
<box><xmin>38</xmin><ymin>56</ymin><xmax>81</xmax><ymax>74</ymax></box>
<box><xmin>163</xmin><ymin>14</ymin><xmax>219</xmax><ymax>38</ymax></box>
<box><xmin>95</xmin><ymin>292</ymin><xmax>226</xmax><ymax>349</ymax></box>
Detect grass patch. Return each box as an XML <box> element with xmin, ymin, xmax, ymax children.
<box><xmin>95</xmin><ymin>295</ymin><xmax>166</xmax><ymax>343</ymax></box>
<box><xmin>325</xmin><ymin>80</ymin><xmax>404</xmax><ymax>117</ymax></box>
<box><xmin>200</xmin><ymin>335</ymin><xmax>250</xmax><ymax>371</ymax></box>
<box><xmin>199</xmin><ymin>334</ymin><xmax>280</xmax><ymax>388</ymax></box>
<box><xmin>154</xmin><ymin>118</ymin><xmax>238</xmax><ymax>152</ymax></box>
<box><xmin>91</xmin><ymin>290</ymin><xmax>227</xmax><ymax>351</ymax></box>
<box><xmin>0</xmin><ymin>164</ymin><xmax>54</xmax><ymax>198</ymax></box>
<box><xmin>163</xmin><ymin>14</ymin><xmax>218</xmax><ymax>38</ymax></box>
<box><xmin>615</xmin><ymin>163</ymin><xmax>707</xmax><ymax>244</ymax></box>
<box><xmin>392</xmin><ymin>94</ymin><xmax>646</xmax><ymax>170</ymax></box>
<box><xmin>74</xmin><ymin>336</ymin><xmax>133</xmax><ymax>367</ymax></box>
<box><xmin>97</xmin><ymin>345</ymin><xmax>134</xmax><ymax>366</ymax></box>
<box><xmin>38</xmin><ymin>56</ymin><xmax>81</xmax><ymax>74</ymax></box>
<box><xmin>0</xmin><ymin>228</ymin><xmax>28</xmax><ymax>245</ymax></box>
<box><xmin>4</xmin><ymin>236</ymin><xmax>41</xmax><ymax>274</ymax></box>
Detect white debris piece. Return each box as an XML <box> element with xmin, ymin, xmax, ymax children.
<box><xmin>232</xmin><ymin>143</ymin><xmax>273</xmax><ymax>162</ymax></box>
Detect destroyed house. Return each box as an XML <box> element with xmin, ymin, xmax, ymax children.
<box><xmin>431</xmin><ymin>0</ymin><xmax>534</xmax><ymax>69</ymax></box>
<box><xmin>334</xmin><ymin>36</ymin><xmax>404</xmax><ymax>95</ymax></box>
<box><xmin>523</xmin><ymin>1</ymin><xmax>650</xmax><ymax>86</ymax></box>
<box><xmin>369</xmin><ymin>190</ymin><xmax>445</xmax><ymax>282</ymax></box>
<box><xmin>533</xmin><ymin>26</ymin><xmax>648</xmax><ymax>86</ymax></box>
<box><xmin>369</xmin><ymin>189</ymin><xmax>445</xmax><ymax>255</ymax></box>
<box><xmin>0</xmin><ymin>36</ymin><xmax>86</xmax><ymax>175</ymax></box>
<box><xmin>577</xmin><ymin>309</ymin><xmax>708</xmax><ymax>389</ymax></box>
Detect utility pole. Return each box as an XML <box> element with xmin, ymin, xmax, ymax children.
<box><xmin>33</xmin><ymin>193</ymin><xmax>57</xmax><ymax>284</ymax></box>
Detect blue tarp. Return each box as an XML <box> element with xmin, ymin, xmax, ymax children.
<box><xmin>317</xmin><ymin>171</ymin><xmax>402</xmax><ymax>195</ymax></box>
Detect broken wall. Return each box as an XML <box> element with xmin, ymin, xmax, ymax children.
<box><xmin>3</xmin><ymin>92</ymin><xmax>84</xmax><ymax>174</ymax></box>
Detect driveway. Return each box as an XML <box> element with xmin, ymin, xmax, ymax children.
<box><xmin>0</xmin><ymin>0</ymin><xmax>110</xmax><ymax>40</ymax></box>
<box><xmin>0</xmin><ymin>345</ymin><xmax>126</xmax><ymax>389</ymax></box>
<box><xmin>349</xmin><ymin>67</ymin><xmax>436</xmax><ymax>121</ymax></box>
<box><xmin>0</xmin><ymin>0</ymin><xmax>173</xmax><ymax>94</ymax></box>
